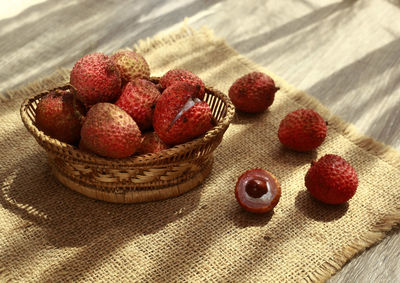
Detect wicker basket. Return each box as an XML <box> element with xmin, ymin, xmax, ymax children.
<box><xmin>20</xmin><ymin>79</ymin><xmax>235</xmax><ymax>203</ymax></box>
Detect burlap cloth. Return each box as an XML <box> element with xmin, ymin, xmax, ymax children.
<box><xmin>1</xmin><ymin>25</ymin><xmax>400</xmax><ymax>283</ymax></box>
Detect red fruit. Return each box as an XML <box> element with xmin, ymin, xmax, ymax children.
<box><xmin>235</xmin><ymin>169</ymin><xmax>281</xmax><ymax>214</ymax></box>
<box><xmin>110</xmin><ymin>50</ymin><xmax>150</xmax><ymax>83</ymax></box>
<box><xmin>80</xmin><ymin>103</ymin><xmax>142</xmax><ymax>158</ymax></box>
<box><xmin>115</xmin><ymin>79</ymin><xmax>161</xmax><ymax>131</ymax></box>
<box><xmin>159</xmin><ymin>69</ymin><xmax>205</xmax><ymax>99</ymax></box>
<box><xmin>278</xmin><ymin>109</ymin><xmax>327</xmax><ymax>152</ymax></box>
<box><xmin>228</xmin><ymin>72</ymin><xmax>278</xmax><ymax>113</ymax></box>
<box><xmin>153</xmin><ymin>82</ymin><xmax>214</xmax><ymax>145</ymax></box>
<box><xmin>35</xmin><ymin>88</ymin><xmax>84</xmax><ymax>144</ymax></box>
<box><xmin>305</xmin><ymin>154</ymin><xmax>358</xmax><ymax>204</ymax></box>
<box><xmin>70</xmin><ymin>52</ymin><xmax>121</xmax><ymax>107</ymax></box>
<box><xmin>137</xmin><ymin>132</ymin><xmax>169</xmax><ymax>154</ymax></box>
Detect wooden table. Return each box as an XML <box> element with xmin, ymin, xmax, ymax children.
<box><xmin>1</xmin><ymin>0</ymin><xmax>399</xmax><ymax>281</ymax></box>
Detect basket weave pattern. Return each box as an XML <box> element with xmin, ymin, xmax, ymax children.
<box><xmin>20</xmin><ymin>80</ymin><xmax>234</xmax><ymax>203</ymax></box>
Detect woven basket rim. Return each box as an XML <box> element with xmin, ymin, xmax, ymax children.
<box><xmin>20</xmin><ymin>78</ymin><xmax>235</xmax><ymax>166</ymax></box>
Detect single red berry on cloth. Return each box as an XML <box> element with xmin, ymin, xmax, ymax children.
<box><xmin>159</xmin><ymin>69</ymin><xmax>205</xmax><ymax>99</ymax></box>
<box><xmin>278</xmin><ymin>108</ymin><xmax>327</xmax><ymax>152</ymax></box>
<box><xmin>305</xmin><ymin>154</ymin><xmax>358</xmax><ymax>204</ymax></box>
<box><xmin>228</xmin><ymin>72</ymin><xmax>279</xmax><ymax>113</ymax></box>
<box><xmin>235</xmin><ymin>169</ymin><xmax>281</xmax><ymax>214</ymax></box>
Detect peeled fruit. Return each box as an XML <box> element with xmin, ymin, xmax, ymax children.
<box><xmin>228</xmin><ymin>72</ymin><xmax>279</xmax><ymax>113</ymax></box>
<box><xmin>305</xmin><ymin>154</ymin><xmax>358</xmax><ymax>204</ymax></box>
<box><xmin>110</xmin><ymin>50</ymin><xmax>150</xmax><ymax>82</ymax></box>
<box><xmin>80</xmin><ymin>103</ymin><xmax>142</xmax><ymax>158</ymax></box>
<box><xmin>159</xmin><ymin>69</ymin><xmax>205</xmax><ymax>99</ymax></box>
<box><xmin>137</xmin><ymin>132</ymin><xmax>169</xmax><ymax>154</ymax></box>
<box><xmin>278</xmin><ymin>109</ymin><xmax>327</xmax><ymax>152</ymax></box>
<box><xmin>115</xmin><ymin>79</ymin><xmax>161</xmax><ymax>131</ymax></box>
<box><xmin>35</xmin><ymin>88</ymin><xmax>84</xmax><ymax>144</ymax></box>
<box><xmin>235</xmin><ymin>169</ymin><xmax>281</xmax><ymax>214</ymax></box>
<box><xmin>153</xmin><ymin>82</ymin><xmax>214</xmax><ymax>145</ymax></box>
<box><xmin>70</xmin><ymin>52</ymin><xmax>121</xmax><ymax>108</ymax></box>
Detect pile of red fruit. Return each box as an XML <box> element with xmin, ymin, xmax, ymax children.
<box><xmin>34</xmin><ymin>49</ymin><xmax>359</xmax><ymax>211</ymax></box>
<box><xmin>35</xmin><ymin>50</ymin><xmax>215</xmax><ymax>159</ymax></box>
<box><xmin>228</xmin><ymin>72</ymin><xmax>358</xmax><ymax>213</ymax></box>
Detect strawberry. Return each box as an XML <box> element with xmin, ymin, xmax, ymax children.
<box><xmin>278</xmin><ymin>109</ymin><xmax>327</xmax><ymax>152</ymax></box>
<box><xmin>159</xmin><ymin>69</ymin><xmax>205</xmax><ymax>99</ymax></box>
<box><xmin>153</xmin><ymin>82</ymin><xmax>213</xmax><ymax>145</ymax></box>
<box><xmin>228</xmin><ymin>72</ymin><xmax>279</xmax><ymax>113</ymax></box>
<box><xmin>305</xmin><ymin>154</ymin><xmax>358</xmax><ymax>204</ymax></box>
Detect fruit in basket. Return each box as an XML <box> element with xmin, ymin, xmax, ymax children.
<box><xmin>305</xmin><ymin>154</ymin><xmax>358</xmax><ymax>204</ymax></box>
<box><xmin>159</xmin><ymin>69</ymin><xmax>205</xmax><ymax>99</ymax></box>
<box><xmin>137</xmin><ymin>131</ymin><xmax>169</xmax><ymax>154</ymax></box>
<box><xmin>235</xmin><ymin>169</ymin><xmax>281</xmax><ymax>213</ymax></box>
<box><xmin>110</xmin><ymin>50</ymin><xmax>150</xmax><ymax>83</ymax></box>
<box><xmin>153</xmin><ymin>82</ymin><xmax>214</xmax><ymax>145</ymax></box>
<box><xmin>228</xmin><ymin>72</ymin><xmax>279</xmax><ymax>113</ymax></box>
<box><xmin>278</xmin><ymin>109</ymin><xmax>327</xmax><ymax>152</ymax></box>
<box><xmin>35</xmin><ymin>88</ymin><xmax>84</xmax><ymax>144</ymax></box>
<box><xmin>78</xmin><ymin>139</ymin><xmax>93</xmax><ymax>153</ymax></box>
<box><xmin>70</xmin><ymin>52</ymin><xmax>121</xmax><ymax>108</ymax></box>
<box><xmin>115</xmin><ymin>79</ymin><xmax>161</xmax><ymax>131</ymax></box>
<box><xmin>80</xmin><ymin>103</ymin><xmax>142</xmax><ymax>158</ymax></box>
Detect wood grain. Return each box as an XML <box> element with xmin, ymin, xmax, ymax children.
<box><xmin>1</xmin><ymin>0</ymin><xmax>399</xmax><ymax>281</ymax></box>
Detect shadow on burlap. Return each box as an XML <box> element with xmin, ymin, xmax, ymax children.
<box><xmin>1</xmin><ymin>25</ymin><xmax>399</xmax><ymax>282</ymax></box>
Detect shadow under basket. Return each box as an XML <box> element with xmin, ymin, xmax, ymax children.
<box><xmin>20</xmin><ymin>80</ymin><xmax>235</xmax><ymax>203</ymax></box>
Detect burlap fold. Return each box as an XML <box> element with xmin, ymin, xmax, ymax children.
<box><xmin>1</xmin><ymin>25</ymin><xmax>399</xmax><ymax>282</ymax></box>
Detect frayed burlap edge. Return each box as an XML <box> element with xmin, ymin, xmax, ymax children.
<box><xmin>1</xmin><ymin>68</ymin><xmax>70</xmax><ymax>102</ymax></box>
<box><xmin>3</xmin><ymin>22</ymin><xmax>400</xmax><ymax>283</ymax></box>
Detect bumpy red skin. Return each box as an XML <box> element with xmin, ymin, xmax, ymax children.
<box><xmin>159</xmin><ymin>69</ymin><xmax>205</xmax><ymax>99</ymax></box>
<box><xmin>35</xmin><ymin>89</ymin><xmax>84</xmax><ymax>144</ymax></box>
<box><xmin>305</xmin><ymin>154</ymin><xmax>358</xmax><ymax>204</ymax></box>
<box><xmin>115</xmin><ymin>79</ymin><xmax>161</xmax><ymax>131</ymax></box>
<box><xmin>278</xmin><ymin>109</ymin><xmax>327</xmax><ymax>152</ymax></box>
<box><xmin>228</xmin><ymin>72</ymin><xmax>278</xmax><ymax>113</ymax></box>
<box><xmin>110</xmin><ymin>50</ymin><xmax>150</xmax><ymax>83</ymax></box>
<box><xmin>80</xmin><ymin>103</ymin><xmax>143</xmax><ymax>158</ymax></box>
<box><xmin>153</xmin><ymin>82</ymin><xmax>213</xmax><ymax>146</ymax></box>
<box><xmin>70</xmin><ymin>52</ymin><xmax>121</xmax><ymax>107</ymax></box>
<box><xmin>137</xmin><ymin>132</ymin><xmax>169</xmax><ymax>154</ymax></box>
<box><xmin>235</xmin><ymin>169</ymin><xmax>281</xmax><ymax>214</ymax></box>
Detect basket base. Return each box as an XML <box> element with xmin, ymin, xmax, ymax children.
<box><xmin>51</xmin><ymin>156</ymin><xmax>214</xmax><ymax>203</ymax></box>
